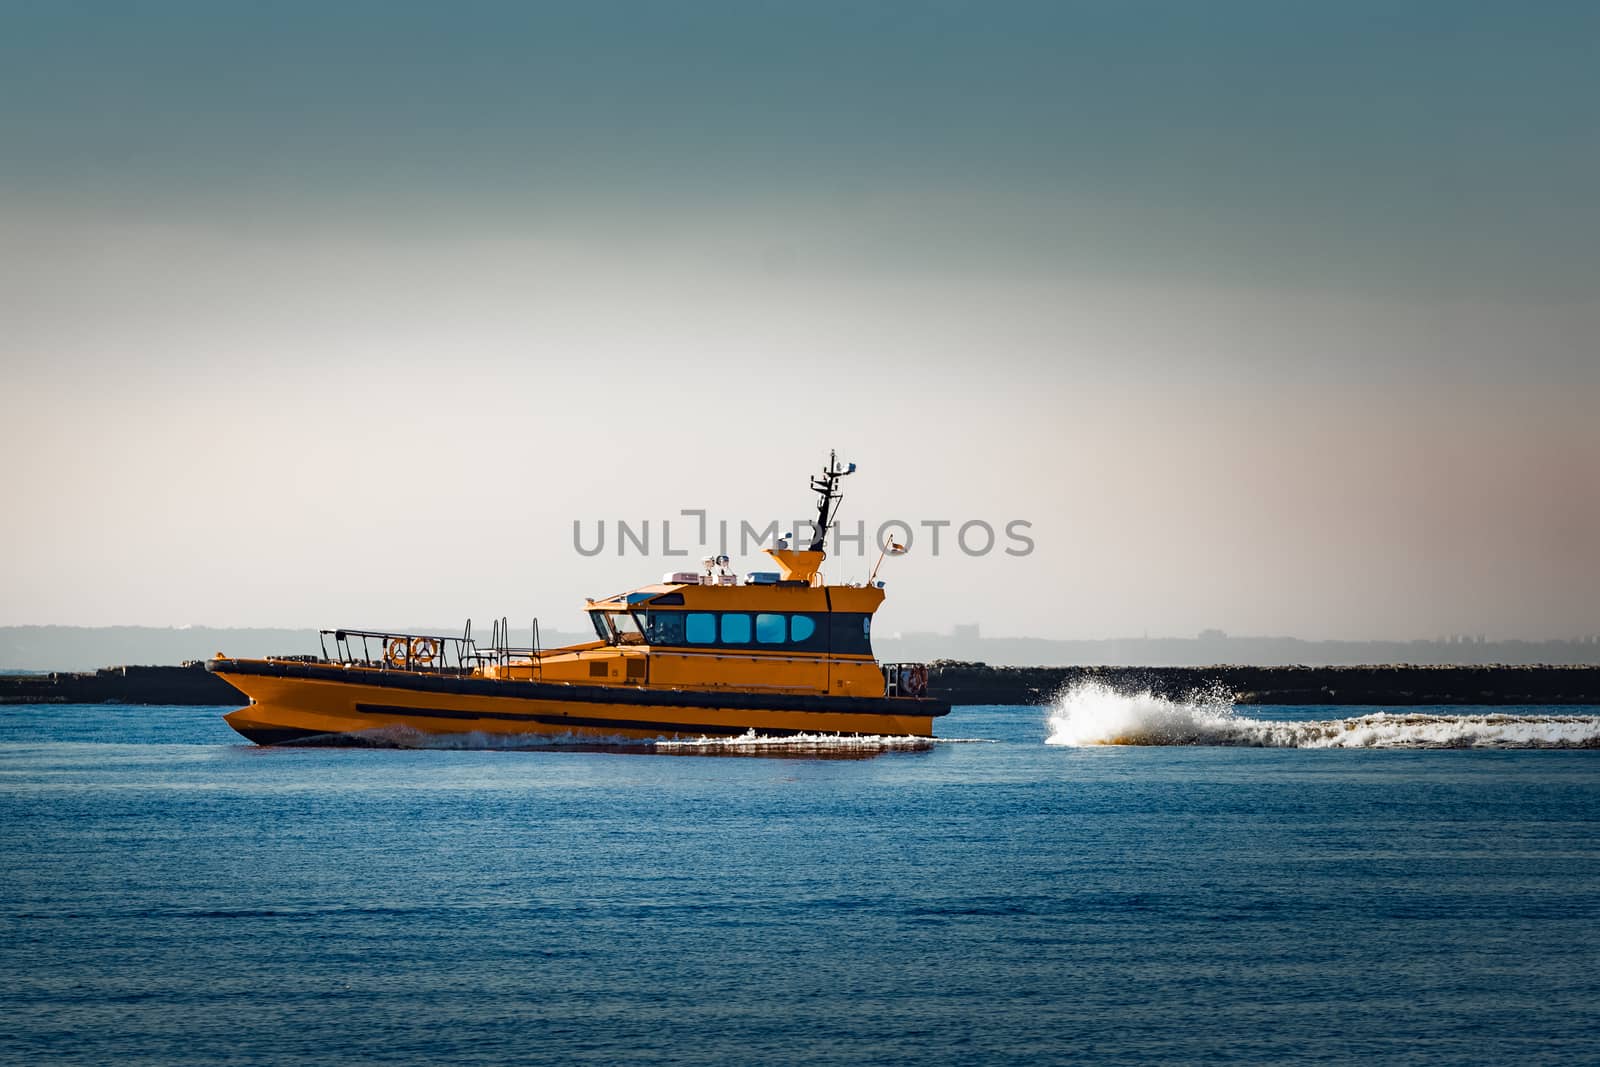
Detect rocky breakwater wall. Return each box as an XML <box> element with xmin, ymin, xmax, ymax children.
<box><xmin>0</xmin><ymin>663</ymin><xmax>245</xmax><ymax>705</ymax></box>
<box><xmin>927</xmin><ymin>663</ymin><xmax>1600</xmax><ymax>706</ymax></box>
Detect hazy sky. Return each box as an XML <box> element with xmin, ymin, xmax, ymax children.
<box><xmin>3</xmin><ymin>1</ymin><xmax>1596</xmax><ymax>641</ymax></box>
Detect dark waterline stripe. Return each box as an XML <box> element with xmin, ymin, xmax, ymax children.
<box><xmin>353</xmin><ymin>703</ymin><xmax>791</xmax><ymax>737</ymax></box>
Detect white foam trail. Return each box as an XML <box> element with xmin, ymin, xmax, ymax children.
<box><xmin>1046</xmin><ymin>681</ymin><xmax>1600</xmax><ymax>749</ymax></box>
<box><xmin>655</xmin><ymin>731</ymin><xmax>934</xmax><ymax>755</ymax></box>
<box><xmin>298</xmin><ymin>724</ymin><xmax>938</xmax><ymax>756</ymax></box>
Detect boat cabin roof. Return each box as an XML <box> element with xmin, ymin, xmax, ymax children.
<box><xmin>587</xmin><ymin>580</ymin><xmax>884</xmax><ymax>616</ymax></box>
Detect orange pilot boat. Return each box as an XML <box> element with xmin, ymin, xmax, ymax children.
<box><xmin>211</xmin><ymin>453</ymin><xmax>948</xmax><ymax>745</ymax></box>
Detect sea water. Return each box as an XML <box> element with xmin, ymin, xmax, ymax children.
<box><xmin>2</xmin><ymin>695</ymin><xmax>1597</xmax><ymax>1065</ymax></box>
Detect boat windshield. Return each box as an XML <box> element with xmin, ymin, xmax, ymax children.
<box><xmin>613</xmin><ymin>612</ymin><xmax>643</xmax><ymax>643</ymax></box>
<box><xmin>590</xmin><ymin>611</ymin><xmax>644</xmax><ymax>645</ymax></box>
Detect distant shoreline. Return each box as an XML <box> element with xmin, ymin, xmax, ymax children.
<box><xmin>4</xmin><ymin>662</ymin><xmax>1599</xmax><ymax>708</ymax></box>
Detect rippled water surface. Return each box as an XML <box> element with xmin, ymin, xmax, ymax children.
<box><xmin>3</xmin><ymin>702</ymin><xmax>1598</xmax><ymax>1065</ymax></box>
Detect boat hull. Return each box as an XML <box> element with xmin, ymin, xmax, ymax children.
<box><xmin>210</xmin><ymin>659</ymin><xmax>949</xmax><ymax>745</ymax></box>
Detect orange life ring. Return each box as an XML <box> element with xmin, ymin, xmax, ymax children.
<box><xmin>409</xmin><ymin>638</ymin><xmax>439</xmax><ymax>666</ymax></box>
<box><xmin>385</xmin><ymin>638</ymin><xmax>410</xmax><ymax>665</ymax></box>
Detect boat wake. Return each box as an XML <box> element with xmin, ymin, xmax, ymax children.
<box><xmin>1045</xmin><ymin>681</ymin><xmax>1600</xmax><ymax>749</ymax></box>
<box><xmin>655</xmin><ymin>731</ymin><xmax>936</xmax><ymax>758</ymax></box>
<box><xmin>282</xmin><ymin>725</ymin><xmax>939</xmax><ymax>759</ymax></box>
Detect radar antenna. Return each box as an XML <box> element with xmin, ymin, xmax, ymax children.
<box><xmin>808</xmin><ymin>449</ymin><xmax>856</xmax><ymax>552</ymax></box>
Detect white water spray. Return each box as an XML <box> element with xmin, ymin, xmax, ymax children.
<box><xmin>297</xmin><ymin>724</ymin><xmax>940</xmax><ymax>756</ymax></box>
<box><xmin>1045</xmin><ymin>680</ymin><xmax>1600</xmax><ymax>749</ymax></box>
<box><xmin>655</xmin><ymin>731</ymin><xmax>935</xmax><ymax>754</ymax></box>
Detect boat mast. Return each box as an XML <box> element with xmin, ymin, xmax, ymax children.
<box><xmin>808</xmin><ymin>450</ymin><xmax>855</xmax><ymax>552</ymax></box>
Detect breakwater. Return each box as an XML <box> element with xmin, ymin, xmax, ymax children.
<box><xmin>3</xmin><ymin>661</ymin><xmax>1599</xmax><ymax>707</ymax></box>
<box><xmin>0</xmin><ymin>664</ymin><xmax>243</xmax><ymax>705</ymax></box>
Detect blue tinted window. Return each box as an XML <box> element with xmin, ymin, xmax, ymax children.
<box><xmin>791</xmin><ymin>615</ymin><xmax>816</xmax><ymax>642</ymax></box>
<box><xmin>685</xmin><ymin>613</ymin><xmax>716</xmax><ymax>644</ymax></box>
<box><xmin>756</xmin><ymin>613</ymin><xmax>786</xmax><ymax>644</ymax></box>
<box><xmin>721</xmin><ymin>613</ymin><xmax>752</xmax><ymax>643</ymax></box>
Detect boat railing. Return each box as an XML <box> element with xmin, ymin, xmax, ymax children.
<box><xmin>319</xmin><ymin>628</ymin><xmax>478</xmax><ymax>676</ymax></box>
<box><xmin>462</xmin><ymin>617</ymin><xmax>544</xmax><ymax>680</ymax></box>
<box><xmin>318</xmin><ymin>617</ymin><xmax>545</xmax><ymax>681</ymax></box>
<box><xmin>883</xmin><ymin>662</ymin><xmax>933</xmax><ymax>699</ymax></box>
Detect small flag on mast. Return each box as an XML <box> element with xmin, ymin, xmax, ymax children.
<box><xmin>869</xmin><ymin>537</ymin><xmax>908</xmax><ymax>585</ymax></box>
